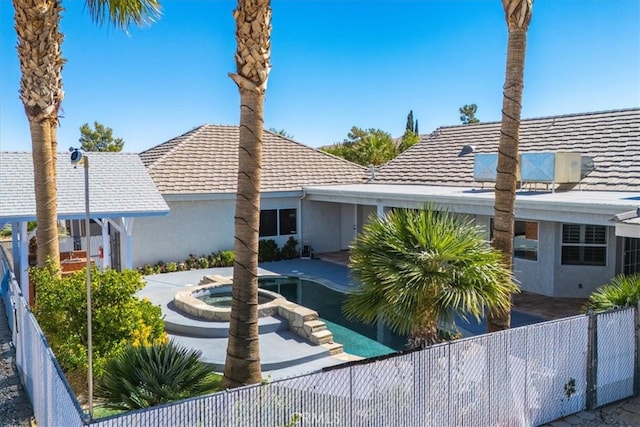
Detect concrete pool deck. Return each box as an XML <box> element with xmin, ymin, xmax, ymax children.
<box><xmin>139</xmin><ymin>257</ymin><xmax>554</xmax><ymax>379</ymax></box>
<box><xmin>138</xmin><ymin>261</ymin><xmax>360</xmax><ymax>380</ymax></box>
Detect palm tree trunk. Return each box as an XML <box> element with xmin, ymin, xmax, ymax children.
<box><xmin>223</xmin><ymin>0</ymin><xmax>271</xmax><ymax>389</ymax></box>
<box><xmin>14</xmin><ymin>0</ymin><xmax>65</xmax><ymax>269</ymax></box>
<box><xmin>488</xmin><ymin>0</ymin><xmax>532</xmax><ymax>332</ymax></box>
<box><xmin>30</xmin><ymin>119</ymin><xmax>60</xmax><ymax>268</ymax></box>
<box><xmin>224</xmin><ymin>89</ymin><xmax>264</xmax><ymax>388</ymax></box>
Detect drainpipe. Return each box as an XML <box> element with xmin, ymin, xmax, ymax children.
<box><xmin>298</xmin><ymin>189</ymin><xmax>305</xmax><ymax>256</ymax></box>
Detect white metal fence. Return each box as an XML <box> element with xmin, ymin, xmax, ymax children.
<box><xmin>0</xmin><ymin>244</ymin><xmax>636</xmax><ymax>427</ymax></box>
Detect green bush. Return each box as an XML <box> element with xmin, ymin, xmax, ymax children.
<box><xmin>259</xmin><ymin>239</ymin><xmax>279</xmax><ymax>262</ymax></box>
<box><xmin>198</xmin><ymin>256</ymin><xmax>210</xmax><ymax>269</ymax></box>
<box><xmin>281</xmin><ymin>237</ymin><xmax>299</xmax><ymax>260</ymax></box>
<box><xmin>218</xmin><ymin>250</ymin><xmax>235</xmax><ymax>266</ymax></box>
<box><xmin>95</xmin><ymin>340</ymin><xmax>222</xmax><ymax>410</ymax></box>
<box><xmin>31</xmin><ymin>263</ymin><xmax>166</xmax><ymax>387</ymax></box>
<box><xmin>583</xmin><ymin>274</ymin><xmax>640</xmax><ymax>313</ymax></box>
<box><xmin>185</xmin><ymin>254</ymin><xmax>198</xmax><ymax>270</ymax></box>
<box><xmin>165</xmin><ymin>262</ymin><xmax>177</xmax><ymax>273</ymax></box>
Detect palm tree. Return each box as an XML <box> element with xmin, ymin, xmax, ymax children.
<box><xmin>583</xmin><ymin>274</ymin><xmax>640</xmax><ymax>313</ymax></box>
<box><xmin>488</xmin><ymin>0</ymin><xmax>533</xmax><ymax>332</ymax></box>
<box><xmin>96</xmin><ymin>340</ymin><xmax>222</xmax><ymax>410</ymax></box>
<box><xmin>344</xmin><ymin>204</ymin><xmax>518</xmax><ymax>348</ymax></box>
<box><xmin>13</xmin><ymin>0</ymin><xmax>161</xmax><ymax>268</ymax></box>
<box><xmin>223</xmin><ymin>0</ymin><xmax>272</xmax><ymax>388</ymax></box>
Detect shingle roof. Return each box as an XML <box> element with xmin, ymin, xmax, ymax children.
<box><xmin>139</xmin><ymin>125</ymin><xmax>367</xmax><ymax>194</ymax></box>
<box><xmin>374</xmin><ymin>108</ymin><xmax>640</xmax><ymax>191</ymax></box>
<box><xmin>0</xmin><ymin>152</ymin><xmax>169</xmax><ymax>221</ymax></box>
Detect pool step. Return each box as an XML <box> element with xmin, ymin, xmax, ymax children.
<box><xmin>310</xmin><ymin>329</ymin><xmax>334</xmax><ymax>345</ymax></box>
<box><xmin>322</xmin><ymin>342</ymin><xmax>344</xmax><ymax>356</ymax></box>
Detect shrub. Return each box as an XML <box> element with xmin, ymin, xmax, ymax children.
<box><xmin>218</xmin><ymin>250</ymin><xmax>235</xmax><ymax>266</ymax></box>
<box><xmin>185</xmin><ymin>254</ymin><xmax>198</xmax><ymax>270</ymax></box>
<box><xmin>583</xmin><ymin>274</ymin><xmax>640</xmax><ymax>313</ymax></box>
<box><xmin>259</xmin><ymin>239</ymin><xmax>279</xmax><ymax>262</ymax></box>
<box><xmin>95</xmin><ymin>340</ymin><xmax>222</xmax><ymax>410</ymax></box>
<box><xmin>165</xmin><ymin>262</ymin><xmax>177</xmax><ymax>273</ymax></box>
<box><xmin>31</xmin><ymin>263</ymin><xmax>166</xmax><ymax>393</ymax></box>
<box><xmin>198</xmin><ymin>256</ymin><xmax>210</xmax><ymax>269</ymax></box>
<box><xmin>281</xmin><ymin>237</ymin><xmax>299</xmax><ymax>260</ymax></box>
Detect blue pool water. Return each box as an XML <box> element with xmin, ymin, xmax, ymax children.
<box><xmin>258</xmin><ymin>275</ymin><xmax>404</xmax><ymax>357</ymax></box>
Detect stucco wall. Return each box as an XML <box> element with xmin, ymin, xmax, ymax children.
<box><xmin>132</xmin><ymin>195</ymin><xmax>301</xmax><ymax>267</ymax></box>
<box><xmin>301</xmin><ymin>200</ymin><xmax>342</xmax><ymax>254</ymax></box>
<box><xmin>513</xmin><ymin>220</ymin><xmax>556</xmax><ymax>296</ymax></box>
<box><xmin>132</xmin><ymin>199</ymin><xmax>235</xmax><ymax>267</ymax></box>
<box><xmin>553</xmin><ymin>224</ymin><xmax>618</xmax><ymax>298</ymax></box>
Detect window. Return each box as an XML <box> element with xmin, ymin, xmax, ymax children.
<box><xmin>259</xmin><ymin>208</ymin><xmax>297</xmax><ymax>237</ymax></box>
<box><xmin>490</xmin><ymin>219</ymin><xmax>538</xmax><ymax>261</ymax></box>
<box><xmin>561</xmin><ymin>224</ymin><xmax>607</xmax><ymax>266</ymax></box>
<box><xmin>279</xmin><ymin>208</ymin><xmax>297</xmax><ymax>235</ymax></box>
<box><xmin>259</xmin><ymin>210</ymin><xmax>278</xmax><ymax>237</ymax></box>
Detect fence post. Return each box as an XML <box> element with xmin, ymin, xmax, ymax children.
<box><xmin>635</xmin><ymin>302</ymin><xmax>640</xmax><ymax>397</ymax></box>
<box><xmin>586</xmin><ymin>312</ymin><xmax>598</xmax><ymax>410</ymax></box>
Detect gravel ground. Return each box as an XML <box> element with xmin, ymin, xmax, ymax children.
<box><xmin>0</xmin><ymin>301</ymin><xmax>33</xmax><ymax>427</ymax></box>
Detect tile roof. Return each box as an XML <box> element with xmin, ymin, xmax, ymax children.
<box><xmin>374</xmin><ymin>108</ymin><xmax>640</xmax><ymax>192</ymax></box>
<box><xmin>0</xmin><ymin>152</ymin><xmax>169</xmax><ymax>221</ymax></box>
<box><xmin>139</xmin><ymin>125</ymin><xmax>367</xmax><ymax>194</ymax></box>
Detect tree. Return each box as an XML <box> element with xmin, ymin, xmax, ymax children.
<box><xmin>31</xmin><ymin>263</ymin><xmax>166</xmax><ymax>394</ymax></box>
<box><xmin>400</xmin><ymin>110</ymin><xmax>420</xmax><ymax>152</ymax></box>
<box><xmin>96</xmin><ymin>341</ymin><xmax>222</xmax><ymax>410</ymax></box>
<box><xmin>583</xmin><ymin>274</ymin><xmax>640</xmax><ymax>313</ymax></box>
<box><xmin>268</xmin><ymin>127</ymin><xmax>294</xmax><ymax>139</ymax></box>
<box><xmin>79</xmin><ymin>121</ymin><xmax>125</xmax><ymax>152</ymax></box>
<box><xmin>223</xmin><ymin>0</ymin><xmax>272</xmax><ymax>388</ymax></box>
<box><xmin>459</xmin><ymin>104</ymin><xmax>480</xmax><ymax>124</ymax></box>
<box><xmin>321</xmin><ymin>127</ymin><xmax>397</xmax><ymax>166</ymax></box>
<box><xmin>344</xmin><ymin>204</ymin><xmax>517</xmax><ymax>348</ymax></box>
<box><xmin>488</xmin><ymin>0</ymin><xmax>533</xmax><ymax>333</ymax></box>
<box><xmin>13</xmin><ymin>0</ymin><xmax>161</xmax><ymax>269</ymax></box>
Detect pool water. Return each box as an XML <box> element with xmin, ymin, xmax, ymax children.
<box><xmin>198</xmin><ymin>292</ymin><xmax>272</xmax><ymax>308</ymax></box>
<box><xmin>258</xmin><ymin>276</ymin><xmax>405</xmax><ymax>357</ymax></box>
<box><xmin>321</xmin><ymin>319</ymin><xmax>394</xmax><ymax>358</ymax></box>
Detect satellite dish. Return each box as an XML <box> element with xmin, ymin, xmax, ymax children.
<box><xmin>70</xmin><ymin>148</ymin><xmax>83</xmax><ymax>165</ymax></box>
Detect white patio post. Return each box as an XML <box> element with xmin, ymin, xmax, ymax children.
<box><xmin>94</xmin><ymin>219</ymin><xmax>111</xmax><ymax>271</ymax></box>
<box><xmin>376</xmin><ymin>203</ymin><xmax>384</xmax><ymax>218</ymax></box>
<box><xmin>11</xmin><ymin>222</ymin><xmax>20</xmax><ymax>278</ymax></box>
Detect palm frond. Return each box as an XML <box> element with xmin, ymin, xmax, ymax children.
<box><xmin>85</xmin><ymin>0</ymin><xmax>161</xmax><ymax>30</ymax></box>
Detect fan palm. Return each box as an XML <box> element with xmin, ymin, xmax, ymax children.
<box><xmin>95</xmin><ymin>340</ymin><xmax>222</xmax><ymax>410</ymax></box>
<box><xmin>223</xmin><ymin>0</ymin><xmax>272</xmax><ymax>388</ymax></box>
<box><xmin>344</xmin><ymin>204</ymin><xmax>518</xmax><ymax>348</ymax></box>
<box><xmin>489</xmin><ymin>0</ymin><xmax>533</xmax><ymax>332</ymax></box>
<box><xmin>12</xmin><ymin>0</ymin><xmax>161</xmax><ymax>268</ymax></box>
<box><xmin>583</xmin><ymin>274</ymin><xmax>640</xmax><ymax>313</ymax></box>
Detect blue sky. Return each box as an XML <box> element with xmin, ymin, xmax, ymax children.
<box><xmin>1</xmin><ymin>0</ymin><xmax>639</xmax><ymax>153</ymax></box>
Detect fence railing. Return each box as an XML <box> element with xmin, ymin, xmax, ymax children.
<box><xmin>0</xmin><ymin>244</ymin><xmax>637</xmax><ymax>427</ymax></box>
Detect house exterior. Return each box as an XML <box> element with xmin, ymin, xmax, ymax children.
<box><xmin>133</xmin><ymin>125</ymin><xmax>367</xmax><ymax>267</ymax></box>
<box><xmin>0</xmin><ymin>151</ymin><xmax>169</xmax><ymax>301</ymax></box>
<box><xmin>300</xmin><ymin>108</ymin><xmax>640</xmax><ymax>298</ymax></box>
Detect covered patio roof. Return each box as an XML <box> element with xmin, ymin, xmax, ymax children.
<box><xmin>0</xmin><ymin>151</ymin><xmax>169</xmax><ymax>302</ymax></box>
<box><xmin>0</xmin><ymin>151</ymin><xmax>169</xmax><ymax>222</ymax></box>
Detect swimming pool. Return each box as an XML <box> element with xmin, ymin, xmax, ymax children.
<box><xmin>258</xmin><ymin>275</ymin><xmax>401</xmax><ymax>357</ymax></box>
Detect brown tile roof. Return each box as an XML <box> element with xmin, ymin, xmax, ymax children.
<box><xmin>374</xmin><ymin>108</ymin><xmax>640</xmax><ymax>191</ymax></box>
<box><xmin>140</xmin><ymin>125</ymin><xmax>367</xmax><ymax>194</ymax></box>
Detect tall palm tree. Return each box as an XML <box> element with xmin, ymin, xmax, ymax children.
<box><xmin>223</xmin><ymin>0</ymin><xmax>272</xmax><ymax>388</ymax></box>
<box><xmin>344</xmin><ymin>204</ymin><xmax>518</xmax><ymax>348</ymax></box>
<box><xmin>13</xmin><ymin>0</ymin><xmax>161</xmax><ymax>268</ymax></box>
<box><xmin>488</xmin><ymin>0</ymin><xmax>533</xmax><ymax>332</ymax></box>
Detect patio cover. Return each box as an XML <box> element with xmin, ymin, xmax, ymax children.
<box><xmin>0</xmin><ymin>151</ymin><xmax>169</xmax><ymax>301</ymax></box>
